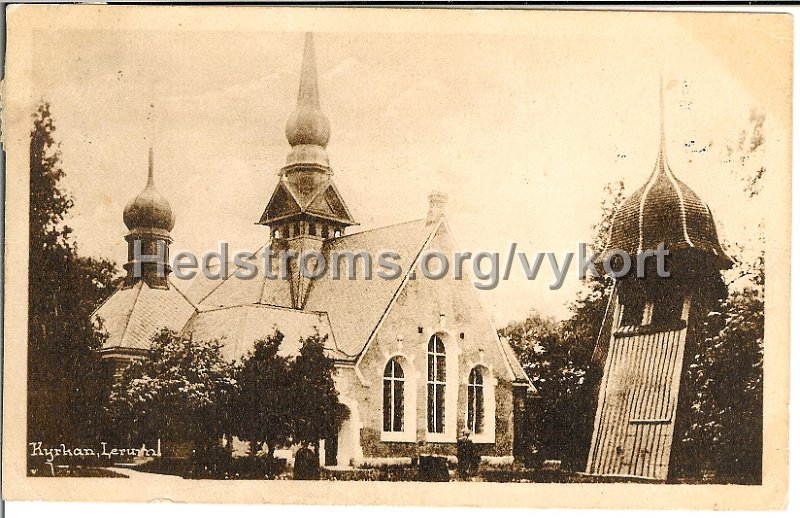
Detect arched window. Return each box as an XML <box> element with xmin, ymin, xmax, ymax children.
<box><xmin>427</xmin><ymin>335</ymin><xmax>446</xmax><ymax>433</ymax></box>
<box><xmin>383</xmin><ymin>358</ymin><xmax>404</xmax><ymax>433</ymax></box>
<box><xmin>467</xmin><ymin>368</ymin><xmax>484</xmax><ymax>434</ymax></box>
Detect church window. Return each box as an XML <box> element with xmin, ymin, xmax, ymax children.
<box><xmin>467</xmin><ymin>367</ymin><xmax>484</xmax><ymax>434</ymax></box>
<box><xmin>309</xmin><ymin>222</ymin><xmax>317</xmax><ymax>236</ymax></box>
<box><xmin>283</xmin><ymin>225</ymin><xmax>289</xmax><ymax>238</ymax></box>
<box><xmin>333</xmin><ymin>228</ymin><xmax>342</xmax><ymax>238</ymax></box>
<box><xmin>321</xmin><ymin>225</ymin><xmax>329</xmax><ymax>239</ymax></box>
<box><xmin>383</xmin><ymin>358</ymin><xmax>405</xmax><ymax>433</ymax></box>
<box><xmin>293</xmin><ymin>222</ymin><xmax>301</xmax><ymax>236</ymax></box>
<box><xmin>427</xmin><ymin>335</ymin><xmax>446</xmax><ymax>433</ymax></box>
<box><xmin>273</xmin><ymin>229</ymin><xmax>280</xmax><ymax>239</ymax></box>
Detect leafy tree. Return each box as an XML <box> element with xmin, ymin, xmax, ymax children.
<box><xmin>232</xmin><ymin>330</ymin><xmax>293</xmax><ymax>458</ymax></box>
<box><xmin>106</xmin><ymin>330</ymin><xmax>237</xmax><ymax>458</ymax></box>
<box><xmin>27</xmin><ymin>102</ymin><xmax>118</xmax><ymax>448</ymax></box>
<box><xmin>289</xmin><ymin>332</ymin><xmax>349</xmax><ymax>447</ymax></box>
<box><xmin>679</xmin><ymin>286</ymin><xmax>763</xmax><ymax>483</ymax></box>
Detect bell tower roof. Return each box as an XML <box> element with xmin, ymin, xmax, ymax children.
<box><xmin>599</xmin><ymin>80</ymin><xmax>731</xmax><ymax>272</ymax></box>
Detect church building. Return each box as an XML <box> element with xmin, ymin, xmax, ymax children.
<box><xmin>94</xmin><ymin>33</ymin><xmax>531</xmax><ymax>468</ymax></box>
<box><xmin>585</xmin><ymin>87</ymin><xmax>731</xmax><ymax>480</ymax></box>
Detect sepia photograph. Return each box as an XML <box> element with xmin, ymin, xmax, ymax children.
<box><xmin>1</xmin><ymin>4</ymin><xmax>792</xmax><ymax>510</ymax></box>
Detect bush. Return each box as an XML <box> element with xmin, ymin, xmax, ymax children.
<box><xmin>321</xmin><ymin>465</ymin><xmax>418</xmax><ymax>482</ymax></box>
<box><xmin>418</xmin><ymin>455</ymin><xmax>450</xmax><ymax>482</ymax></box>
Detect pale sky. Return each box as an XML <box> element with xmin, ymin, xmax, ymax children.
<box><xmin>23</xmin><ymin>8</ymin><xmax>790</xmax><ymax>325</ymax></box>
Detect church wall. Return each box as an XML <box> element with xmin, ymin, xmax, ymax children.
<box><xmin>339</xmin><ymin>225</ymin><xmax>516</xmax><ymax>463</ymax></box>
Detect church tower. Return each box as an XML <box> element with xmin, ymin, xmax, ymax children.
<box><xmin>258</xmin><ymin>33</ymin><xmax>357</xmax><ymax>309</ymax></box>
<box><xmin>585</xmin><ymin>84</ymin><xmax>732</xmax><ymax>480</ymax></box>
<box><xmin>122</xmin><ymin>148</ymin><xmax>175</xmax><ymax>288</ymax></box>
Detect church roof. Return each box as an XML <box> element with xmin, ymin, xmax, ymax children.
<box><xmin>305</xmin><ymin>218</ymin><xmax>434</xmax><ymax>358</ymax></box>
<box><xmin>181</xmin><ymin>304</ymin><xmax>343</xmax><ymax>362</ymax></box>
<box><xmin>94</xmin><ymin>278</ymin><xmax>196</xmax><ymax>352</ymax></box>
<box><xmin>183</xmin><ymin>218</ymin><xmax>434</xmax><ymax>359</ymax></box>
<box><xmin>498</xmin><ymin>336</ymin><xmax>533</xmax><ymax>387</ymax></box>
<box><xmin>194</xmin><ymin>245</ymin><xmax>293</xmax><ymax>308</ymax></box>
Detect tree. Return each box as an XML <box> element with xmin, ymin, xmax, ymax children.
<box><xmin>27</xmin><ymin>102</ymin><xmax>118</xmax><ymax>449</ymax></box>
<box><xmin>106</xmin><ymin>330</ymin><xmax>237</xmax><ymax>459</ymax></box>
<box><xmin>289</xmin><ymin>332</ymin><xmax>349</xmax><ymax>447</ymax></box>
<box><xmin>232</xmin><ymin>330</ymin><xmax>293</xmax><ymax>458</ymax></box>
<box><xmin>679</xmin><ymin>286</ymin><xmax>763</xmax><ymax>483</ymax></box>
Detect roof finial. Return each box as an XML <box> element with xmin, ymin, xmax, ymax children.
<box><xmin>659</xmin><ymin>74</ymin><xmax>666</xmax><ymax>156</ymax></box>
<box><xmin>147</xmin><ymin>147</ymin><xmax>155</xmax><ymax>186</ymax></box>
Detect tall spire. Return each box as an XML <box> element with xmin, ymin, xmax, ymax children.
<box><xmin>659</xmin><ymin>75</ymin><xmax>666</xmax><ymax>159</ymax></box>
<box><xmin>147</xmin><ymin>146</ymin><xmax>155</xmax><ymax>185</ymax></box>
<box><xmin>285</xmin><ymin>32</ymin><xmax>331</xmax><ymax>168</ymax></box>
<box><xmin>298</xmin><ymin>32</ymin><xmax>321</xmax><ymax>109</ymax></box>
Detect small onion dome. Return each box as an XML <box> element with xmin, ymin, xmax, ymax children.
<box><xmin>600</xmin><ymin>150</ymin><xmax>732</xmax><ymax>272</ymax></box>
<box><xmin>123</xmin><ymin>150</ymin><xmax>175</xmax><ymax>232</ymax></box>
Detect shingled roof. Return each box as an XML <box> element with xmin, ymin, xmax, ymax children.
<box><xmin>600</xmin><ymin>148</ymin><xmax>731</xmax><ymax>271</ymax></box>
<box><xmin>600</xmin><ymin>84</ymin><xmax>731</xmax><ymax>272</ymax></box>
<box><xmin>194</xmin><ymin>246</ymin><xmax>293</xmax><ymax>309</ymax></box>
<box><xmin>304</xmin><ymin>219</ymin><xmax>435</xmax><ymax>358</ymax></box>
<box><xmin>181</xmin><ymin>303</ymin><xmax>343</xmax><ymax>362</ymax></box>
<box><xmin>93</xmin><ymin>279</ymin><xmax>196</xmax><ymax>352</ymax></box>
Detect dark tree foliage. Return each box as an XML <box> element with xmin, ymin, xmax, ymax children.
<box><xmin>106</xmin><ymin>330</ymin><xmax>237</xmax><ymax>456</ymax></box>
<box><xmin>232</xmin><ymin>330</ymin><xmax>293</xmax><ymax>458</ymax></box>
<box><xmin>28</xmin><ymin>102</ymin><xmax>118</xmax><ymax>447</ymax></box>
<box><xmin>289</xmin><ymin>331</ymin><xmax>349</xmax><ymax>446</ymax></box>
<box><xmin>677</xmin><ymin>235</ymin><xmax>765</xmax><ymax>483</ymax></box>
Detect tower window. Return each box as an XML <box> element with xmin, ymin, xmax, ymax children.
<box><xmin>333</xmin><ymin>228</ymin><xmax>342</xmax><ymax>238</ymax></box>
<box><xmin>309</xmin><ymin>222</ymin><xmax>317</xmax><ymax>236</ymax></box>
<box><xmin>273</xmin><ymin>229</ymin><xmax>281</xmax><ymax>239</ymax></box>
<box><xmin>427</xmin><ymin>335</ymin><xmax>446</xmax><ymax>434</ymax></box>
<box><xmin>283</xmin><ymin>225</ymin><xmax>289</xmax><ymax>239</ymax></box>
<box><xmin>293</xmin><ymin>222</ymin><xmax>301</xmax><ymax>236</ymax></box>
<box><xmin>321</xmin><ymin>225</ymin><xmax>329</xmax><ymax>239</ymax></box>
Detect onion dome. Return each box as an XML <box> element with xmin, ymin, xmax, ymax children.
<box><xmin>599</xmin><ymin>87</ymin><xmax>731</xmax><ymax>272</ymax></box>
<box><xmin>284</xmin><ymin>33</ymin><xmax>331</xmax><ymax>168</ymax></box>
<box><xmin>123</xmin><ymin>148</ymin><xmax>175</xmax><ymax>231</ymax></box>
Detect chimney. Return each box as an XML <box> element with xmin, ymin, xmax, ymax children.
<box><xmin>425</xmin><ymin>191</ymin><xmax>448</xmax><ymax>226</ymax></box>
